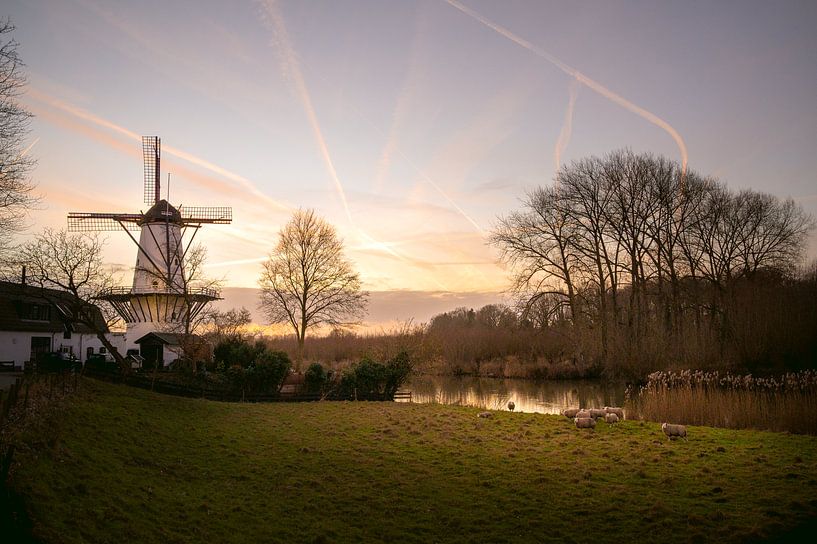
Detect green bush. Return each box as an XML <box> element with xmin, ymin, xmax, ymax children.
<box><xmin>338</xmin><ymin>351</ymin><xmax>413</xmax><ymax>400</ymax></box>
<box><xmin>213</xmin><ymin>337</ymin><xmax>267</xmax><ymax>369</ymax></box>
<box><xmin>304</xmin><ymin>363</ymin><xmax>328</xmax><ymax>393</ymax></box>
<box><xmin>215</xmin><ymin>338</ymin><xmax>292</xmax><ymax>398</ymax></box>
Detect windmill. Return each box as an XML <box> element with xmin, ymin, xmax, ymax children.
<box><xmin>67</xmin><ymin>136</ymin><xmax>232</xmax><ymax>353</ymax></box>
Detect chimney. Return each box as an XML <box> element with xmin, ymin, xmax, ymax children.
<box><xmin>21</xmin><ymin>265</ymin><xmax>26</xmax><ymax>287</ymax></box>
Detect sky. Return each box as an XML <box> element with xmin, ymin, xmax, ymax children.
<box><xmin>5</xmin><ymin>0</ymin><xmax>817</xmax><ymax>326</ymax></box>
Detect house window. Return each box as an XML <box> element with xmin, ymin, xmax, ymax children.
<box><xmin>20</xmin><ymin>303</ymin><xmax>51</xmax><ymax>321</ymax></box>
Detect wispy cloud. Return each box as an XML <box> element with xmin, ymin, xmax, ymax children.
<box><xmin>25</xmin><ymin>87</ymin><xmax>291</xmax><ymax>213</ymax></box>
<box><xmin>373</xmin><ymin>6</ymin><xmax>429</xmax><ymax>193</ymax></box>
<box><xmin>257</xmin><ymin>0</ymin><xmax>353</xmax><ymax>223</ymax></box>
<box><xmin>554</xmin><ymin>78</ymin><xmax>579</xmax><ymax>175</ymax></box>
<box><xmin>21</xmin><ymin>137</ymin><xmax>40</xmax><ymax>157</ymax></box>
<box><xmin>445</xmin><ymin>0</ymin><xmax>689</xmax><ymax>174</ymax></box>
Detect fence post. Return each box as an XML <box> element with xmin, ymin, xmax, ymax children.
<box><xmin>23</xmin><ymin>383</ymin><xmax>29</xmax><ymax>411</ymax></box>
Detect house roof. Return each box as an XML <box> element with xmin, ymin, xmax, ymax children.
<box><xmin>134</xmin><ymin>332</ymin><xmax>184</xmax><ymax>345</ymax></box>
<box><xmin>0</xmin><ymin>280</ymin><xmax>109</xmax><ymax>334</ymax></box>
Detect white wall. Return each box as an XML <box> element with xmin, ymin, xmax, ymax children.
<box><xmin>0</xmin><ymin>331</ymin><xmax>126</xmax><ymax>366</ymax></box>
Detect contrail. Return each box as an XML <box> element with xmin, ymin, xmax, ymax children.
<box><xmin>256</xmin><ymin>0</ymin><xmax>456</xmax><ymax>272</ymax></box>
<box><xmin>258</xmin><ymin>0</ymin><xmax>353</xmax><ymax>223</ymax></box>
<box><xmin>553</xmin><ymin>78</ymin><xmax>579</xmax><ymax>175</ymax></box>
<box><xmin>25</xmin><ymin>87</ymin><xmax>290</xmax><ymax>212</ymax></box>
<box><xmin>21</xmin><ymin>137</ymin><xmax>40</xmax><ymax>157</ymax></box>
<box><xmin>445</xmin><ymin>0</ymin><xmax>688</xmax><ymax>174</ymax></box>
<box><xmin>373</xmin><ymin>9</ymin><xmax>428</xmax><ymax>193</ymax></box>
<box><xmin>266</xmin><ymin>18</ymin><xmax>486</xmax><ymax>235</ymax></box>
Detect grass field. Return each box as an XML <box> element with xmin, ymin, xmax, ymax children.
<box><xmin>7</xmin><ymin>379</ymin><xmax>817</xmax><ymax>543</ymax></box>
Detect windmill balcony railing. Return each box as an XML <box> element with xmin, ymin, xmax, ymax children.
<box><xmin>100</xmin><ymin>286</ymin><xmax>221</xmax><ymax>299</ymax></box>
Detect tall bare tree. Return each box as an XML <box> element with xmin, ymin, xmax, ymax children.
<box><xmin>259</xmin><ymin>209</ymin><xmax>368</xmax><ymax>369</ymax></box>
<box><xmin>13</xmin><ymin>229</ymin><xmax>126</xmax><ymax>367</ymax></box>
<box><xmin>0</xmin><ymin>20</ymin><xmax>37</xmax><ymax>252</ymax></box>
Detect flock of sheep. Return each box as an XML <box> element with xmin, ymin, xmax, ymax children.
<box><xmin>561</xmin><ymin>406</ymin><xmax>688</xmax><ymax>440</ymax></box>
<box><xmin>481</xmin><ymin>402</ymin><xmax>688</xmax><ymax>440</ymax></box>
<box><xmin>562</xmin><ymin>406</ymin><xmax>624</xmax><ymax>428</ymax></box>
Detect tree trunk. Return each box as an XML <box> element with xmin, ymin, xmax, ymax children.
<box><xmin>296</xmin><ymin>334</ymin><xmax>305</xmax><ymax>373</ymax></box>
<box><xmin>95</xmin><ymin>331</ymin><xmax>128</xmax><ymax>374</ymax></box>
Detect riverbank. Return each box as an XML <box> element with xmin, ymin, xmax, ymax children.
<box><xmin>6</xmin><ymin>379</ymin><xmax>817</xmax><ymax>542</ymax></box>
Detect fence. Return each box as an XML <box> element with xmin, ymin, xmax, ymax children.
<box><xmin>1</xmin><ymin>370</ymin><xmax>79</xmax><ymax>494</ymax></box>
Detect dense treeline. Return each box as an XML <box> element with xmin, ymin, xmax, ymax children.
<box><xmin>491</xmin><ymin>150</ymin><xmax>815</xmax><ymax>375</ymax></box>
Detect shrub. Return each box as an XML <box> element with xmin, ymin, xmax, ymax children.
<box><xmin>213</xmin><ymin>337</ymin><xmax>266</xmax><ymax>369</ymax></box>
<box><xmin>304</xmin><ymin>363</ymin><xmax>328</xmax><ymax>393</ymax></box>
<box><xmin>338</xmin><ymin>351</ymin><xmax>413</xmax><ymax>400</ymax></box>
<box><xmin>218</xmin><ymin>343</ymin><xmax>292</xmax><ymax>399</ymax></box>
<box><xmin>253</xmin><ymin>349</ymin><xmax>291</xmax><ymax>393</ymax></box>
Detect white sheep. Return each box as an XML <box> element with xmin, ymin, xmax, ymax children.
<box><xmin>562</xmin><ymin>408</ymin><xmax>580</xmax><ymax>418</ymax></box>
<box><xmin>662</xmin><ymin>423</ymin><xmax>687</xmax><ymax>440</ymax></box>
<box><xmin>604</xmin><ymin>407</ymin><xmax>625</xmax><ymax>419</ymax></box>
<box><xmin>508</xmin><ymin>401</ymin><xmax>515</xmax><ymax>412</ymax></box>
<box><xmin>575</xmin><ymin>409</ymin><xmax>592</xmax><ymax>419</ymax></box>
<box><xmin>604</xmin><ymin>413</ymin><xmax>619</xmax><ymax>424</ymax></box>
<box><xmin>589</xmin><ymin>408</ymin><xmax>607</xmax><ymax>419</ymax></box>
<box><xmin>574</xmin><ymin>417</ymin><xmax>596</xmax><ymax>429</ymax></box>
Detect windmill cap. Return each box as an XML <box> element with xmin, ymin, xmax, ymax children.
<box><xmin>140</xmin><ymin>199</ymin><xmax>182</xmax><ymax>224</ymax></box>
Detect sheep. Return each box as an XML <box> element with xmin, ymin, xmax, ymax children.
<box><xmin>662</xmin><ymin>423</ymin><xmax>687</xmax><ymax>440</ymax></box>
<box><xmin>575</xmin><ymin>409</ymin><xmax>592</xmax><ymax>419</ymax></box>
<box><xmin>604</xmin><ymin>413</ymin><xmax>619</xmax><ymax>424</ymax></box>
<box><xmin>574</xmin><ymin>417</ymin><xmax>596</xmax><ymax>429</ymax></box>
<box><xmin>508</xmin><ymin>401</ymin><xmax>515</xmax><ymax>412</ymax></box>
<box><xmin>562</xmin><ymin>408</ymin><xmax>580</xmax><ymax>418</ymax></box>
<box><xmin>604</xmin><ymin>407</ymin><xmax>625</xmax><ymax>419</ymax></box>
<box><xmin>478</xmin><ymin>411</ymin><xmax>493</xmax><ymax>418</ymax></box>
<box><xmin>589</xmin><ymin>408</ymin><xmax>607</xmax><ymax>419</ymax></box>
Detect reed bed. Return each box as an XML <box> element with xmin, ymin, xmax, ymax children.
<box><xmin>626</xmin><ymin>370</ymin><xmax>817</xmax><ymax>434</ymax></box>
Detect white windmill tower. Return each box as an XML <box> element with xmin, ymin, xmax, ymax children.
<box><xmin>67</xmin><ymin>137</ymin><xmax>232</xmax><ymax>360</ymax></box>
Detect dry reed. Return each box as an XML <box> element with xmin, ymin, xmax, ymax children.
<box><xmin>626</xmin><ymin>370</ymin><xmax>817</xmax><ymax>434</ymax></box>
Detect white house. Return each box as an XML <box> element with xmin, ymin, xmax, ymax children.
<box><xmin>0</xmin><ymin>279</ymin><xmax>125</xmax><ymax>370</ymax></box>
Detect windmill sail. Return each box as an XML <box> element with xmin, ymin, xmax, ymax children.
<box><xmin>142</xmin><ymin>136</ymin><xmax>161</xmax><ymax>205</ymax></box>
<box><xmin>180</xmin><ymin>206</ymin><xmax>233</xmax><ymax>224</ymax></box>
<box><xmin>67</xmin><ymin>212</ymin><xmax>142</xmax><ymax>231</ymax></box>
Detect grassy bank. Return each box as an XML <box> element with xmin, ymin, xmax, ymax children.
<box><xmin>7</xmin><ymin>380</ymin><xmax>817</xmax><ymax>543</ymax></box>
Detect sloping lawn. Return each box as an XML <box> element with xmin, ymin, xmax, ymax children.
<box><xmin>8</xmin><ymin>379</ymin><xmax>817</xmax><ymax>543</ymax></box>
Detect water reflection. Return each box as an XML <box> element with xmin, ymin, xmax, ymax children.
<box><xmin>405</xmin><ymin>375</ymin><xmax>626</xmax><ymax>415</ymax></box>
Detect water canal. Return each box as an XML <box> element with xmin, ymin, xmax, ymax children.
<box><xmin>404</xmin><ymin>375</ymin><xmax>626</xmax><ymax>414</ymax></box>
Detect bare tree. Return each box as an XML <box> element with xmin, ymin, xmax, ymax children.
<box><xmin>13</xmin><ymin>229</ymin><xmax>126</xmax><ymax>367</ymax></box>
<box><xmin>491</xmin><ymin>186</ymin><xmax>581</xmax><ymax>324</ymax></box>
<box><xmin>0</xmin><ymin>20</ymin><xmax>37</xmax><ymax>253</ymax></box>
<box><xmin>204</xmin><ymin>307</ymin><xmax>253</xmax><ymax>342</ymax></box>
<box><xmin>259</xmin><ymin>209</ymin><xmax>368</xmax><ymax>369</ymax></box>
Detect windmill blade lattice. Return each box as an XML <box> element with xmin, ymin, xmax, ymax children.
<box><xmin>180</xmin><ymin>206</ymin><xmax>233</xmax><ymax>224</ymax></box>
<box><xmin>67</xmin><ymin>212</ymin><xmax>142</xmax><ymax>232</ymax></box>
<box><xmin>143</xmin><ymin>136</ymin><xmax>160</xmax><ymax>205</ymax></box>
